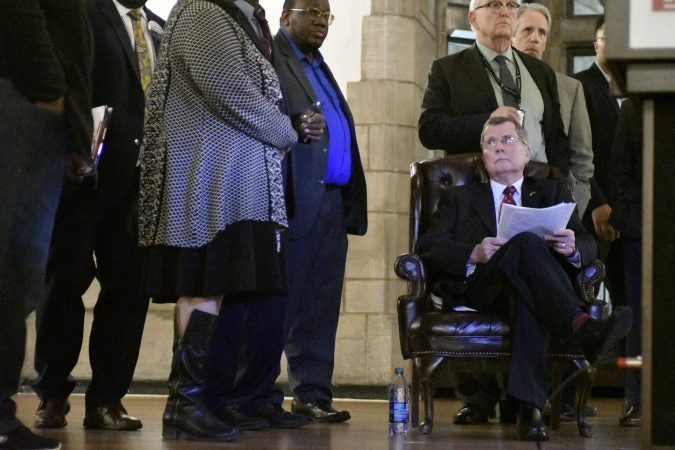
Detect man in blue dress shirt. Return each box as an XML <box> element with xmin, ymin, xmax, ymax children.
<box><xmin>272</xmin><ymin>0</ymin><xmax>368</xmax><ymax>422</ymax></box>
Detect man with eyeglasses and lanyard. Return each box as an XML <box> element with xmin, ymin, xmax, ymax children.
<box><xmin>416</xmin><ymin>116</ymin><xmax>631</xmax><ymax>441</ymax></box>
<box><xmin>418</xmin><ymin>0</ymin><xmax>572</xmax><ymax>430</ymax></box>
<box><xmin>270</xmin><ymin>0</ymin><xmax>367</xmax><ymax>423</ymax></box>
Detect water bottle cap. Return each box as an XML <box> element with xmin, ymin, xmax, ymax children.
<box><xmin>394</xmin><ymin>367</ymin><xmax>404</xmax><ymax>375</ymax></box>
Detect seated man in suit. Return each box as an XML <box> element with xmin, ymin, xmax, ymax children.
<box><xmin>416</xmin><ymin>116</ymin><xmax>632</xmax><ymax>441</ymax></box>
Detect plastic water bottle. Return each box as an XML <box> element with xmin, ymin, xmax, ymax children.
<box><xmin>388</xmin><ymin>367</ymin><xmax>409</xmax><ymax>435</ymax></box>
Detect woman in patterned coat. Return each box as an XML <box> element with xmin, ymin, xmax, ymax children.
<box><xmin>137</xmin><ymin>0</ymin><xmax>297</xmax><ymax>442</ymax></box>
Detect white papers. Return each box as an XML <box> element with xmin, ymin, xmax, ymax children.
<box><xmin>497</xmin><ymin>202</ymin><xmax>576</xmax><ymax>241</ymax></box>
<box><xmin>90</xmin><ymin>106</ymin><xmax>113</xmax><ymax>169</ymax></box>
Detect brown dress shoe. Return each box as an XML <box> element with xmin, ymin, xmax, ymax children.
<box><xmin>35</xmin><ymin>399</ymin><xmax>70</xmax><ymax>429</ymax></box>
<box><xmin>83</xmin><ymin>402</ymin><xmax>142</xmax><ymax>431</ymax></box>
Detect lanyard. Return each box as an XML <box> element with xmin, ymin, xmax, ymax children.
<box><xmin>479</xmin><ymin>49</ymin><xmax>522</xmax><ymax>106</ymax></box>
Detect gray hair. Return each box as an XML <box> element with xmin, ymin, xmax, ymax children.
<box><xmin>480</xmin><ymin>116</ymin><xmax>529</xmax><ymax>147</ymax></box>
<box><xmin>515</xmin><ymin>3</ymin><xmax>551</xmax><ymax>32</ymax></box>
<box><xmin>470</xmin><ymin>0</ymin><xmax>523</xmax><ymax>12</ymax></box>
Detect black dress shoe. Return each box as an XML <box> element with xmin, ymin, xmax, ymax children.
<box><xmin>452</xmin><ymin>404</ymin><xmax>489</xmax><ymax>425</ymax></box>
<box><xmin>0</xmin><ymin>424</ymin><xmax>61</xmax><ymax>449</ymax></box>
<box><xmin>35</xmin><ymin>398</ymin><xmax>70</xmax><ymax>429</ymax></box>
<box><xmin>291</xmin><ymin>399</ymin><xmax>351</xmax><ymax>423</ymax></box>
<box><xmin>83</xmin><ymin>402</ymin><xmax>142</xmax><ymax>431</ymax></box>
<box><xmin>574</xmin><ymin>306</ymin><xmax>633</xmax><ymax>364</ymax></box>
<box><xmin>517</xmin><ymin>403</ymin><xmax>549</xmax><ymax>441</ymax></box>
<box><xmin>619</xmin><ymin>403</ymin><xmax>641</xmax><ymax>427</ymax></box>
<box><xmin>216</xmin><ymin>406</ymin><xmax>269</xmax><ymax>430</ymax></box>
<box><xmin>249</xmin><ymin>403</ymin><xmax>309</xmax><ymax>429</ymax></box>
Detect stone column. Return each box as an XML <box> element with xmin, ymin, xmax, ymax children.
<box><xmin>333</xmin><ymin>0</ymin><xmax>447</xmax><ymax>386</ymax></box>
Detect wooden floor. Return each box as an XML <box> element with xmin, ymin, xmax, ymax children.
<box><xmin>15</xmin><ymin>394</ymin><xmax>641</xmax><ymax>449</ymax></box>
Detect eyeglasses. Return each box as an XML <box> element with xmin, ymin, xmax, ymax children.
<box><xmin>474</xmin><ymin>1</ymin><xmax>520</xmax><ymax>14</ymax></box>
<box><xmin>287</xmin><ymin>8</ymin><xmax>335</xmax><ymax>25</ymax></box>
<box><xmin>483</xmin><ymin>135</ymin><xmax>525</xmax><ymax>148</ymax></box>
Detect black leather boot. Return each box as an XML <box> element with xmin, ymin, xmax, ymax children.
<box><xmin>162</xmin><ymin>309</ymin><xmax>241</xmax><ymax>442</ymax></box>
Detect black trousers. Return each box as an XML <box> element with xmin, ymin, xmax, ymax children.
<box><xmin>33</xmin><ymin>181</ymin><xmax>149</xmax><ymax>410</ymax></box>
<box><xmin>203</xmin><ymin>294</ymin><xmax>287</xmax><ymax>413</ymax></box>
<box><xmin>456</xmin><ymin>233</ymin><xmax>583</xmax><ymax>410</ymax></box>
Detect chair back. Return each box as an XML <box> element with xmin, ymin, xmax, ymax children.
<box><xmin>408</xmin><ymin>153</ymin><xmax>562</xmax><ymax>252</ymax></box>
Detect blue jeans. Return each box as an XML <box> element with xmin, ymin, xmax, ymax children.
<box><xmin>0</xmin><ymin>78</ymin><xmax>71</xmax><ymax>430</ymax></box>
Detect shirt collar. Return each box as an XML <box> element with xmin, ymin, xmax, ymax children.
<box><xmin>279</xmin><ymin>28</ymin><xmax>324</xmax><ymax>65</ymax></box>
<box><xmin>490</xmin><ymin>177</ymin><xmax>524</xmax><ymax>201</ymax></box>
<box><xmin>113</xmin><ymin>0</ymin><xmax>146</xmax><ymax>21</ymax></box>
<box><xmin>595</xmin><ymin>61</ymin><xmax>612</xmax><ymax>83</ymax></box>
<box><xmin>234</xmin><ymin>0</ymin><xmax>255</xmax><ymax>21</ymax></box>
<box><xmin>476</xmin><ymin>42</ymin><xmax>514</xmax><ymax>63</ymax></box>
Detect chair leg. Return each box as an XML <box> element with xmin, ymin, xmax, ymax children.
<box><xmin>575</xmin><ymin>360</ymin><xmax>594</xmax><ymax>437</ymax></box>
<box><xmin>419</xmin><ymin>375</ymin><xmax>434</xmax><ymax>434</ymax></box>
<box><xmin>411</xmin><ymin>359</ymin><xmax>420</xmax><ymax>428</ymax></box>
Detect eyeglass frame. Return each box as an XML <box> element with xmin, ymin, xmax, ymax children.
<box><xmin>473</xmin><ymin>1</ymin><xmax>521</xmax><ymax>14</ymax></box>
<box><xmin>482</xmin><ymin>135</ymin><xmax>527</xmax><ymax>149</ymax></box>
<box><xmin>286</xmin><ymin>8</ymin><xmax>335</xmax><ymax>25</ymax></box>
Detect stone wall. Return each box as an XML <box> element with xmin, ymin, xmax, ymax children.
<box><xmin>337</xmin><ymin>0</ymin><xmax>447</xmax><ymax>385</ymax></box>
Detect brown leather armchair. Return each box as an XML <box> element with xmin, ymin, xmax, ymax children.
<box><xmin>394</xmin><ymin>153</ymin><xmax>606</xmax><ymax>437</ymax></box>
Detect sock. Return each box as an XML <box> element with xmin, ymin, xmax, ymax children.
<box><xmin>571</xmin><ymin>311</ymin><xmax>591</xmax><ymax>333</ymax></box>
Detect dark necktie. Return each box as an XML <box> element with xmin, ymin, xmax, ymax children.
<box><xmin>253</xmin><ymin>6</ymin><xmax>272</xmax><ymax>61</ymax></box>
<box><xmin>128</xmin><ymin>9</ymin><xmax>152</xmax><ymax>93</ymax></box>
<box><xmin>499</xmin><ymin>185</ymin><xmax>517</xmax><ymax>219</ymax></box>
<box><xmin>494</xmin><ymin>55</ymin><xmax>519</xmax><ymax>108</ymax></box>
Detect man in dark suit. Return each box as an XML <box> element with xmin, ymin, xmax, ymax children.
<box><xmin>416</xmin><ymin>116</ymin><xmax>632</xmax><ymax>441</ymax></box>
<box><xmin>573</xmin><ymin>15</ymin><xmax>626</xmax><ymax>312</ymax></box>
<box><xmin>419</xmin><ymin>0</ymin><xmax>570</xmax><ymax>175</ymax></box>
<box><xmin>0</xmin><ymin>1</ymin><xmax>92</xmax><ymax>448</ymax></box>
<box><xmin>269</xmin><ymin>0</ymin><xmax>367</xmax><ymax>422</ymax></box>
<box><xmin>32</xmin><ymin>0</ymin><xmax>164</xmax><ymax>431</ymax></box>
<box><xmin>609</xmin><ymin>98</ymin><xmax>643</xmax><ymax>427</ymax></box>
<box><xmin>419</xmin><ymin>0</ymin><xmax>570</xmax><ymax>424</ymax></box>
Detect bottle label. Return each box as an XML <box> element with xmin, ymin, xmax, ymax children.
<box><xmin>389</xmin><ymin>402</ymin><xmax>409</xmax><ymax>423</ymax></box>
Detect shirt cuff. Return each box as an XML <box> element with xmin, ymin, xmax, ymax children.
<box><xmin>566</xmin><ymin>249</ymin><xmax>582</xmax><ymax>268</ymax></box>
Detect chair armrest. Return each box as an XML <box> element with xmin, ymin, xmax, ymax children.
<box><xmin>575</xmin><ymin>259</ymin><xmax>606</xmax><ymax>303</ymax></box>
<box><xmin>394</xmin><ymin>253</ymin><xmax>428</xmax><ymax>300</ymax></box>
<box><xmin>394</xmin><ymin>253</ymin><xmax>429</xmax><ymax>359</ymax></box>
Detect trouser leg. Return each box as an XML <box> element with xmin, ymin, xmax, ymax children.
<box><xmin>285</xmin><ymin>189</ymin><xmax>347</xmax><ymax>403</ymax></box>
<box><xmin>33</xmin><ymin>186</ymin><xmax>96</xmax><ymax>401</ymax></box>
<box><xmin>622</xmin><ymin>238</ymin><xmax>642</xmax><ymax>406</ymax></box>
<box><xmin>0</xmin><ymin>78</ymin><xmax>69</xmax><ymax>427</ymax></box>
<box><xmin>87</xmin><ymin>191</ymin><xmax>148</xmax><ymax>409</ymax></box>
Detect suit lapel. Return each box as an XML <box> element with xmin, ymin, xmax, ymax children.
<box><xmin>220</xmin><ymin>2</ymin><xmax>268</xmax><ymax>58</ymax></box>
<box><xmin>521</xmin><ymin>178</ymin><xmax>543</xmax><ymax>208</ymax></box>
<box><xmin>99</xmin><ymin>0</ymin><xmax>139</xmax><ymax>79</ymax></box>
<box><xmin>471</xmin><ymin>184</ymin><xmax>498</xmax><ymax>236</ymax></box>
<box><xmin>590</xmin><ymin>63</ymin><xmax>620</xmax><ymax>116</ymax></box>
<box><xmin>274</xmin><ymin>33</ymin><xmax>317</xmax><ymax>101</ymax></box>
<box><xmin>144</xmin><ymin>8</ymin><xmax>163</xmax><ymax>52</ymax></box>
<box><xmin>468</xmin><ymin>46</ymin><xmax>500</xmax><ymax>109</ymax></box>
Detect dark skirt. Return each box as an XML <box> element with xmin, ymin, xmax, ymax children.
<box><xmin>140</xmin><ymin>221</ymin><xmax>288</xmax><ymax>303</ymax></box>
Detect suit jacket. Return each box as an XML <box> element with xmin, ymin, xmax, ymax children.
<box><xmin>418</xmin><ymin>45</ymin><xmax>570</xmax><ymax>176</ymax></box>
<box><xmin>87</xmin><ymin>0</ymin><xmax>164</xmax><ymax>201</ymax></box>
<box><xmin>556</xmin><ymin>73</ymin><xmax>594</xmax><ymax>217</ymax></box>
<box><xmin>609</xmin><ymin>98</ymin><xmax>642</xmax><ymax>239</ymax></box>
<box><xmin>573</xmin><ymin>62</ymin><xmax>620</xmax><ymax>213</ymax></box>
<box><xmin>0</xmin><ymin>0</ymin><xmax>92</xmax><ymax>154</ymax></box>
<box><xmin>416</xmin><ymin>177</ymin><xmax>596</xmax><ymax>298</ymax></box>
<box><xmin>272</xmin><ymin>31</ymin><xmax>367</xmax><ymax>238</ymax></box>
